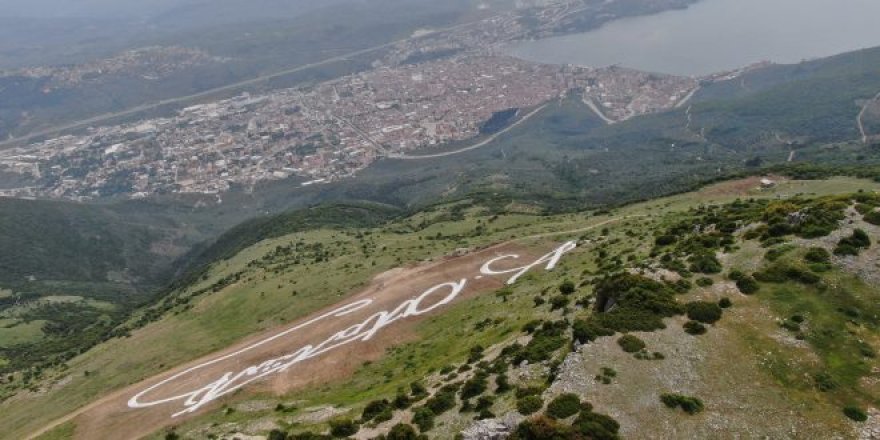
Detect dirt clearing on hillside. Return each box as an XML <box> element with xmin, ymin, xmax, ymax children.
<box><xmin>32</xmin><ymin>241</ymin><xmax>576</xmax><ymax>440</ymax></box>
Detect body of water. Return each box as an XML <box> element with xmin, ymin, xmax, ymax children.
<box><xmin>508</xmin><ymin>0</ymin><xmax>880</xmax><ymax>76</ymax></box>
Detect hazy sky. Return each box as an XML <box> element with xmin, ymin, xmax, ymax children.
<box><xmin>0</xmin><ymin>0</ymin><xmax>200</xmax><ymax>18</ymax></box>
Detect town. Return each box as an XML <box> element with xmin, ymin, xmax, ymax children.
<box><xmin>0</xmin><ymin>0</ymin><xmax>704</xmax><ymax>200</ymax></box>
<box><xmin>0</xmin><ymin>55</ymin><xmax>697</xmax><ymax>199</ymax></box>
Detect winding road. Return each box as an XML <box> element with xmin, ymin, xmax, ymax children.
<box><xmin>389</xmin><ymin>104</ymin><xmax>548</xmax><ymax>160</ymax></box>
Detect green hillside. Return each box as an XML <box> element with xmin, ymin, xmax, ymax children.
<box><xmin>4</xmin><ymin>45</ymin><xmax>880</xmax><ymax>385</ymax></box>
<box><xmin>3</xmin><ymin>176</ymin><xmax>879</xmax><ymax>439</ymax></box>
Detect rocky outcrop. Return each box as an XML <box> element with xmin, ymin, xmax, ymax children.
<box><xmin>460</xmin><ymin>413</ymin><xmax>524</xmax><ymax>440</ymax></box>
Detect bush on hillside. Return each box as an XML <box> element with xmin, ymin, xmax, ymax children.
<box><xmin>268</xmin><ymin>430</ymin><xmax>288</xmax><ymax>440</ymax></box>
<box><xmin>660</xmin><ymin>393</ymin><xmax>704</xmax><ymax>415</ymax></box>
<box><xmin>361</xmin><ymin>399</ymin><xmax>391</xmax><ymax>422</ymax></box>
<box><xmin>592</xmin><ymin>274</ymin><xmax>684</xmax><ymax>333</ymax></box>
<box><xmin>686</xmin><ymin>301</ymin><xmax>723</xmax><ymax>324</ymax></box>
<box><xmin>516</xmin><ymin>395</ymin><xmax>543</xmax><ymax>415</ymax></box>
<box><xmin>804</xmin><ymin>247</ymin><xmax>831</xmax><ymax>263</ymax></box>
<box><xmin>512</xmin><ymin>321</ymin><xmax>569</xmax><ymax>364</ymax></box>
<box><xmin>864</xmin><ymin>210</ymin><xmax>880</xmax><ymax>226</ymax></box>
<box><xmin>844</xmin><ymin>406</ymin><xmax>868</xmax><ymax>422</ymax></box>
<box><xmin>574</xmin><ymin>410</ymin><xmax>620</xmax><ymax>440</ymax></box>
<box><xmin>329</xmin><ymin>419</ymin><xmax>359</xmax><ymax>438</ymax></box>
<box><xmin>387</xmin><ymin>424</ymin><xmax>418</xmax><ymax>440</ymax></box>
<box><xmin>735</xmin><ymin>276</ymin><xmax>760</xmax><ymax>294</ymax></box>
<box><xmin>834</xmin><ymin>229</ymin><xmax>871</xmax><ymax>256</ymax></box>
<box><xmin>617</xmin><ymin>335</ymin><xmax>646</xmax><ymax>353</ymax></box>
<box><xmin>559</xmin><ymin>280</ymin><xmax>576</xmax><ymax>295</ymax></box>
<box><xmin>425</xmin><ymin>389</ymin><xmax>456</xmax><ymax>415</ymax></box>
<box><xmin>572</xmin><ymin>319</ymin><xmax>614</xmax><ymax>344</ymax></box>
<box><xmin>412</xmin><ymin>407</ymin><xmax>435</xmax><ymax>432</ymax></box>
<box><xmin>290</xmin><ymin>432</ymin><xmax>332</xmax><ymax>440</ymax></box>
<box><xmin>754</xmin><ymin>262</ymin><xmax>820</xmax><ymax>284</ymax></box>
<box><xmin>689</xmin><ymin>253</ymin><xmax>723</xmax><ymax>274</ymax></box>
<box><xmin>696</xmin><ymin>277</ymin><xmax>714</xmax><ymax>287</ymax></box>
<box><xmin>655</xmin><ymin>234</ymin><xmax>677</xmax><ymax>246</ymax></box>
<box><xmin>546</xmin><ymin>393</ymin><xmax>582</xmax><ymax>419</ymax></box>
<box><xmin>460</xmin><ymin>371</ymin><xmax>489</xmax><ymax>399</ymax></box>
<box><xmin>683</xmin><ymin>320</ymin><xmax>707</xmax><ymax>335</ymax></box>
<box><xmin>549</xmin><ymin>295</ymin><xmax>570</xmax><ymax>310</ymax></box>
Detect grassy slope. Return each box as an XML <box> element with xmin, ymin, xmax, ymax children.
<box><xmin>157</xmin><ymin>176</ymin><xmax>880</xmax><ymax>439</ymax></box>
<box><xmin>9</xmin><ymin>176</ymin><xmax>880</xmax><ymax>439</ymax></box>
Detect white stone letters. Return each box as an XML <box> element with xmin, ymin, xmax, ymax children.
<box><xmin>128</xmin><ymin>241</ymin><xmax>576</xmax><ymax>417</ymax></box>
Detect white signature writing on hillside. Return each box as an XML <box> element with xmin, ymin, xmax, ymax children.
<box><xmin>128</xmin><ymin>241</ymin><xmax>576</xmax><ymax>417</ymax></box>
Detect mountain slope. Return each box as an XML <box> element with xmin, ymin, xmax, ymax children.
<box><xmin>4</xmin><ymin>176</ymin><xmax>880</xmax><ymax>439</ymax></box>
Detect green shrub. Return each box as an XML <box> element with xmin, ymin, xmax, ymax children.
<box><xmin>549</xmin><ymin>295</ymin><xmax>570</xmax><ymax>310</ymax></box>
<box><xmin>591</xmin><ymin>274</ymin><xmax>684</xmax><ymax>333</ymax></box>
<box><xmin>268</xmin><ymin>430</ymin><xmax>288</xmax><ymax>440</ymax></box>
<box><xmin>387</xmin><ymin>424</ymin><xmax>418</xmax><ymax>440</ymax></box>
<box><xmin>689</xmin><ymin>253</ymin><xmax>722</xmax><ymax>274</ymax></box>
<box><xmin>735</xmin><ymin>276</ymin><xmax>760</xmax><ymax>294</ymax></box>
<box><xmin>290</xmin><ymin>432</ymin><xmax>331</xmax><ymax>440</ymax></box>
<box><xmin>514</xmin><ymin>322</ymin><xmax>568</xmax><ymax>364</ymax></box>
<box><xmin>522</xmin><ymin>320</ymin><xmax>542</xmax><ymax>334</ymax></box>
<box><xmin>495</xmin><ymin>373</ymin><xmax>511</xmax><ymax>393</ymax></box>
<box><xmin>425</xmin><ymin>390</ymin><xmax>456</xmax><ymax>415</ymax></box>
<box><xmin>559</xmin><ymin>280</ymin><xmax>576</xmax><ymax>295</ymax></box>
<box><xmin>361</xmin><ymin>399</ymin><xmax>391</xmax><ymax>422</ymax></box>
<box><xmin>660</xmin><ymin>393</ymin><xmax>704</xmax><ymax>415</ymax></box>
<box><xmin>329</xmin><ymin>419</ymin><xmax>359</xmax><ymax>438</ymax></box>
<box><xmin>804</xmin><ymin>247</ymin><xmax>831</xmax><ymax>263</ymax></box>
<box><xmin>864</xmin><ymin>210</ymin><xmax>880</xmax><ymax>225</ymax></box>
<box><xmin>510</xmin><ymin>416</ymin><xmax>573</xmax><ymax>440</ymax></box>
<box><xmin>375</xmin><ymin>407</ymin><xmax>393</xmax><ymax>423</ymax></box>
<box><xmin>545</xmin><ymin>393</ymin><xmax>582</xmax><ymax>419</ymax></box>
<box><xmin>686</xmin><ymin>301</ymin><xmax>723</xmax><ymax>324</ymax></box>
<box><xmin>843</xmin><ymin>406</ymin><xmax>868</xmax><ymax>422</ymax></box>
<box><xmin>573</xmin><ymin>411</ymin><xmax>620</xmax><ymax>440</ymax></box>
<box><xmin>516</xmin><ymin>395</ymin><xmax>543</xmax><ymax>415</ymax></box>
<box><xmin>515</xmin><ymin>386</ymin><xmax>545</xmax><ymax>399</ymax></box>
<box><xmin>412</xmin><ymin>407</ymin><xmax>435</xmax><ymax>432</ymax></box>
<box><xmin>467</xmin><ymin>345</ymin><xmax>485</xmax><ymax>364</ymax></box>
<box><xmin>727</xmin><ymin>270</ymin><xmax>746</xmax><ymax>281</ymax></box>
<box><xmin>460</xmin><ymin>372</ymin><xmax>488</xmax><ymax>399</ymax></box>
<box><xmin>835</xmin><ymin>229</ymin><xmax>871</xmax><ymax>255</ymax></box>
<box><xmin>393</xmin><ymin>388</ymin><xmax>412</xmax><ymax>409</ymax></box>
<box><xmin>718</xmin><ymin>297</ymin><xmax>732</xmax><ymax>308</ymax></box>
<box><xmin>572</xmin><ymin>319</ymin><xmax>614</xmax><ymax>344</ymax></box>
<box><xmin>755</xmin><ymin>262</ymin><xmax>820</xmax><ymax>284</ymax></box>
<box><xmin>475</xmin><ymin>396</ymin><xmax>495</xmax><ymax>411</ymax></box>
<box><xmin>813</xmin><ymin>372</ymin><xmax>838</xmax><ymax>392</ymax></box>
<box><xmin>617</xmin><ymin>335</ymin><xmax>646</xmax><ymax>353</ymax></box>
<box><xmin>655</xmin><ymin>235</ymin><xmax>677</xmax><ymax>246</ymax></box>
<box><xmin>409</xmin><ymin>381</ymin><xmax>428</xmax><ymax>401</ymax></box>
<box><xmin>683</xmin><ymin>320</ymin><xmax>707</xmax><ymax>335</ymax></box>
<box><xmin>696</xmin><ymin>277</ymin><xmax>714</xmax><ymax>287</ymax></box>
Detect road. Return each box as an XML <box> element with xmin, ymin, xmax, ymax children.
<box><xmin>389</xmin><ymin>104</ymin><xmax>548</xmax><ymax>160</ymax></box>
<box><xmin>582</xmin><ymin>96</ymin><xmax>616</xmax><ymax>124</ymax></box>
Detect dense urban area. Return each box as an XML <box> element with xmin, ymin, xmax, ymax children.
<box><xmin>0</xmin><ymin>0</ymin><xmax>705</xmax><ymax>199</ymax></box>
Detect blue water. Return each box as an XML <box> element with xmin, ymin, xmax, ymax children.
<box><xmin>508</xmin><ymin>0</ymin><xmax>880</xmax><ymax>76</ymax></box>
